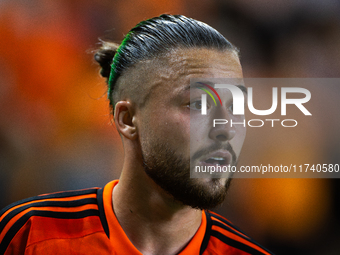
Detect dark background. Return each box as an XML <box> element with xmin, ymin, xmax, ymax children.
<box><xmin>1</xmin><ymin>1</ymin><xmax>340</xmax><ymax>254</ymax></box>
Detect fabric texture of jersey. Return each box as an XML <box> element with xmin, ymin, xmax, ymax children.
<box><xmin>0</xmin><ymin>180</ymin><xmax>274</xmax><ymax>254</ymax></box>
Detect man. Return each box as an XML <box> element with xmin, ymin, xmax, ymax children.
<box><xmin>0</xmin><ymin>14</ymin><xmax>274</xmax><ymax>254</ymax></box>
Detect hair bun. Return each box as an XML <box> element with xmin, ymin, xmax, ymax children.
<box><xmin>94</xmin><ymin>40</ymin><xmax>120</xmax><ymax>80</ymax></box>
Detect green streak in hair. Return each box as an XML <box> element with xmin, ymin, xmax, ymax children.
<box><xmin>107</xmin><ymin>34</ymin><xmax>131</xmax><ymax>105</ymax></box>
<box><xmin>107</xmin><ymin>18</ymin><xmax>157</xmax><ymax>105</ymax></box>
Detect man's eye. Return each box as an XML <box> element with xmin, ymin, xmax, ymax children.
<box><xmin>189</xmin><ymin>100</ymin><xmax>202</xmax><ymax>110</ymax></box>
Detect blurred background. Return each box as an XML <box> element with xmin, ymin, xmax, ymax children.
<box><xmin>1</xmin><ymin>0</ymin><xmax>340</xmax><ymax>254</ymax></box>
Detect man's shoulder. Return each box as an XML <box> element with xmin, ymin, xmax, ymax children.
<box><xmin>0</xmin><ymin>187</ymin><xmax>108</xmax><ymax>254</ymax></box>
<box><xmin>203</xmin><ymin>211</ymin><xmax>275</xmax><ymax>255</ymax></box>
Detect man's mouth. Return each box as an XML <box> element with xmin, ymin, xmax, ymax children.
<box><xmin>199</xmin><ymin>150</ymin><xmax>232</xmax><ymax>166</ymax></box>
<box><xmin>204</xmin><ymin>157</ymin><xmax>227</xmax><ymax>165</ymax></box>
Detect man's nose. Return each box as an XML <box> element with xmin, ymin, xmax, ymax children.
<box><xmin>209</xmin><ymin>107</ymin><xmax>236</xmax><ymax>142</ymax></box>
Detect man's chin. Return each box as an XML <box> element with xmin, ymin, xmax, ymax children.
<box><xmin>196</xmin><ymin>177</ymin><xmax>229</xmax><ymax>185</ymax></box>
<box><xmin>172</xmin><ymin>177</ymin><xmax>232</xmax><ymax>210</ymax></box>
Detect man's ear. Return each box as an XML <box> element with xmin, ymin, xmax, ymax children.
<box><xmin>114</xmin><ymin>101</ymin><xmax>138</xmax><ymax>140</ymax></box>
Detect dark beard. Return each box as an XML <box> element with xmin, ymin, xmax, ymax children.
<box><xmin>141</xmin><ymin>142</ymin><xmax>232</xmax><ymax>210</ymax></box>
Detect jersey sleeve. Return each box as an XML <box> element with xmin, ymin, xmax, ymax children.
<box><xmin>0</xmin><ymin>188</ymin><xmax>100</xmax><ymax>255</ymax></box>
<box><xmin>203</xmin><ymin>211</ymin><xmax>275</xmax><ymax>255</ymax></box>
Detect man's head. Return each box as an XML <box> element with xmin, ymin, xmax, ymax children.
<box><xmin>95</xmin><ymin>14</ymin><xmax>246</xmax><ymax>210</ymax></box>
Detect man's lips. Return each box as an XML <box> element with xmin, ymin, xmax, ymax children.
<box><xmin>198</xmin><ymin>150</ymin><xmax>232</xmax><ymax>167</ymax></box>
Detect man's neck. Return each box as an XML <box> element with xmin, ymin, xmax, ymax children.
<box><xmin>112</xmin><ymin>164</ymin><xmax>202</xmax><ymax>255</ymax></box>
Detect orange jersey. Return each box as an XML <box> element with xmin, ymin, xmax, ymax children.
<box><xmin>0</xmin><ymin>180</ymin><xmax>274</xmax><ymax>254</ymax></box>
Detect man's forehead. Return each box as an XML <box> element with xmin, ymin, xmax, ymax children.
<box><xmin>165</xmin><ymin>48</ymin><xmax>241</xmax><ymax>72</ymax></box>
<box><xmin>158</xmin><ymin>49</ymin><xmax>243</xmax><ymax>88</ymax></box>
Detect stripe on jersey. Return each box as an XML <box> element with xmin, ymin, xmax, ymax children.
<box><xmin>0</xmin><ymin>188</ymin><xmax>98</xmax><ymax>218</ymax></box>
<box><xmin>0</xmin><ymin>198</ymin><xmax>97</xmax><ymax>234</ymax></box>
<box><xmin>207</xmin><ymin>211</ymin><xmax>273</xmax><ymax>255</ymax></box>
<box><xmin>0</xmin><ymin>188</ymin><xmax>100</xmax><ymax>254</ymax></box>
<box><xmin>211</xmin><ymin>230</ymin><xmax>269</xmax><ymax>255</ymax></box>
<box><xmin>209</xmin><ymin>212</ymin><xmax>272</xmax><ymax>254</ymax></box>
<box><xmin>210</xmin><ymin>212</ymin><xmax>249</xmax><ymax>238</ymax></box>
<box><xmin>212</xmin><ymin>220</ymin><xmax>272</xmax><ymax>253</ymax></box>
<box><xmin>97</xmin><ymin>188</ymin><xmax>110</xmax><ymax>238</ymax></box>
<box><xmin>0</xmin><ymin>209</ymin><xmax>99</xmax><ymax>254</ymax></box>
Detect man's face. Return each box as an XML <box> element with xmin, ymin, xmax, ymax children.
<box><xmin>135</xmin><ymin>47</ymin><xmax>246</xmax><ymax>210</ymax></box>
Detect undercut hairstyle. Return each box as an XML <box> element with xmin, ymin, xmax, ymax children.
<box><xmin>94</xmin><ymin>14</ymin><xmax>238</xmax><ymax>112</ymax></box>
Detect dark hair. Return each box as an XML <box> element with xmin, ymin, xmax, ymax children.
<box><xmin>94</xmin><ymin>14</ymin><xmax>238</xmax><ymax>109</ymax></box>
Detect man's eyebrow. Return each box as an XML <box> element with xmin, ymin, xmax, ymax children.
<box><xmin>184</xmin><ymin>83</ymin><xmax>248</xmax><ymax>94</ymax></box>
<box><xmin>236</xmin><ymin>85</ymin><xmax>247</xmax><ymax>94</ymax></box>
